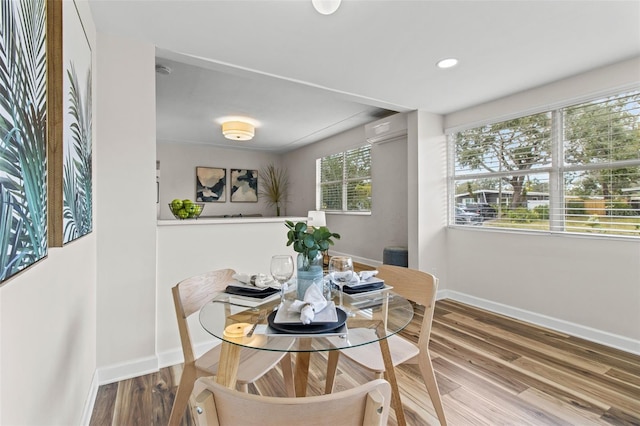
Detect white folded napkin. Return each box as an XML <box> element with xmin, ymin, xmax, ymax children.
<box><xmin>232</xmin><ymin>272</ymin><xmax>277</xmax><ymax>288</ymax></box>
<box><xmin>359</xmin><ymin>270</ymin><xmax>378</xmax><ymax>281</ymax></box>
<box><xmin>288</xmin><ymin>284</ymin><xmax>328</xmax><ymax>324</ymax></box>
<box><xmin>325</xmin><ymin>270</ymin><xmax>379</xmax><ymax>285</ymax></box>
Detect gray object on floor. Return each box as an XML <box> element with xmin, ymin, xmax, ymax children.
<box><xmin>383</xmin><ymin>246</ymin><xmax>408</xmax><ymax>267</ymax></box>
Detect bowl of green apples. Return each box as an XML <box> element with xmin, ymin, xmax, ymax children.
<box><xmin>169</xmin><ymin>199</ymin><xmax>205</xmax><ymax>219</ymax></box>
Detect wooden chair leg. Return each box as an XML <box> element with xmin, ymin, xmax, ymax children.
<box><xmin>238</xmin><ymin>382</ymin><xmax>249</xmax><ymax>393</ymax></box>
<box><xmin>378</xmin><ymin>330</ymin><xmax>406</xmax><ymax>426</ymax></box>
<box><xmin>280</xmin><ymin>353</ymin><xmax>296</xmax><ymax>397</ymax></box>
<box><xmin>169</xmin><ymin>363</ymin><xmax>197</xmax><ymax>426</ymax></box>
<box><xmin>418</xmin><ymin>352</ymin><xmax>447</xmax><ymax>426</ymax></box>
<box><xmin>324</xmin><ymin>351</ymin><xmax>340</xmax><ymax>394</ymax></box>
<box><xmin>294</xmin><ymin>339</ymin><xmax>313</xmax><ymax>397</ymax></box>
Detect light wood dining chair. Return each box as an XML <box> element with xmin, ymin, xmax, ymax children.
<box><xmin>325</xmin><ymin>264</ymin><xmax>447</xmax><ymax>425</ymax></box>
<box><xmin>191</xmin><ymin>376</ymin><xmax>391</xmax><ymax>426</ymax></box>
<box><xmin>168</xmin><ymin>269</ymin><xmax>295</xmax><ymax>426</ymax></box>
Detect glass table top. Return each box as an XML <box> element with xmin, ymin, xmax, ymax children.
<box><xmin>199</xmin><ymin>285</ymin><xmax>415</xmax><ymax>353</ymax></box>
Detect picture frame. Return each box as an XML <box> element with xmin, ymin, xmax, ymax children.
<box><xmin>0</xmin><ymin>0</ymin><xmax>50</xmax><ymax>282</ymax></box>
<box><xmin>196</xmin><ymin>167</ymin><xmax>226</xmax><ymax>202</ymax></box>
<box><xmin>230</xmin><ymin>169</ymin><xmax>258</xmax><ymax>202</ymax></box>
<box><xmin>62</xmin><ymin>0</ymin><xmax>93</xmax><ymax>244</ymax></box>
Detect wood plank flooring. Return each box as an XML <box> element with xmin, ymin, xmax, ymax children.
<box><xmin>90</xmin><ymin>299</ymin><xmax>640</xmax><ymax>425</ymax></box>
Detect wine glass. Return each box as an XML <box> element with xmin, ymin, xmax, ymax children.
<box><xmin>329</xmin><ymin>256</ymin><xmax>354</xmax><ymax>315</ymax></box>
<box><xmin>270</xmin><ymin>255</ymin><xmax>294</xmax><ymax>307</ymax></box>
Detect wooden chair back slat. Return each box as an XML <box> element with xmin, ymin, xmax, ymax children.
<box><xmin>375</xmin><ymin>265</ymin><xmax>439</xmax><ymax>358</ymax></box>
<box><xmin>192</xmin><ymin>377</ymin><xmax>391</xmax><ymax>426</ymax></box>
<box><xmin>172</xmin><ymin>269</ymin><xmax>236</xmax><ymax>364</ymax></box>
<box><xmin>176</xmin><ymin>269</ymin><xmax>236</xmax><ymax>318</ymax></box>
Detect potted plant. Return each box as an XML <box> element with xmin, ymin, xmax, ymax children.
<box><xmin>285</xmin><ymin>220</ymin><xmax>340</xmax><ymax>298</ymax></box>
<box><xmin>259</xmin><ymin>163</ymin><xmax>289</xmax><ymax>216</ymax></box>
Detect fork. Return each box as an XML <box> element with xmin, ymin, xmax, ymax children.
<box><xmin>210</xmin><ymin>300</ymin><xmax>259</xmax><ymax>311</ymax></box>
<box><xmin>246</xmin><ymin>311</ymin><xmax>265</xmax><ymax>337</ymax></box>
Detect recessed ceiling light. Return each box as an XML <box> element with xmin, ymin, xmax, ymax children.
<box><xmin>436</xmin><ymin>58</ymin><xmax>459</xmax><ymax>69</ymax></box>
<box><xmin>312</xmin><ymin>0</ymin><xmax>341</xmax><ymax>15</ymax></box>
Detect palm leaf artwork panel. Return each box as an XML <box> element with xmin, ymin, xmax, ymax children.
<box><xmin>0</xmin><ymin>0</ymin><xmax>48</xmax><ymax>282</ymax></box>
<box><xmin>62</xmin><ymin>0</ymin><xmax>91</xmax><ymax>244</ymax></box>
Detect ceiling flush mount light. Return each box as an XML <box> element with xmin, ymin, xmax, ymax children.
<box><xmin>312</xmin><ymin>0</ymin><xmax>341</xmax><ymax>15</ymax></box>
<box><xmin>436</xmin><ymin>58</ymin><xmax>459</xmax><ymax>69</ymax></box>
<box><xmin>222</xmin><ymin>121</ymin><xmax>255</xmax><ymax>141</ymax></box>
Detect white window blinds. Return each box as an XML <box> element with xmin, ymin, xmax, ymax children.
<box><xmin>451</xmin><ymin>90</ymin><xmax>640</xmax><ymax>237</ymax></box>
<box><xmin>319</xmin><ymin>145</ymin><xmax>371</xmax><ymax>212</ymax></box>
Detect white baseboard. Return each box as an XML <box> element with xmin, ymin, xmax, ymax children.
<box><xmin>157</xmin><ymin>341</ymin><xmax>218</xmax><ymax>369</ymax></box>
<box><xmin>96</xmin><ymin>355</ymin><xmax>159</xmax><ymax>386</ymax></box>
<box><xmin>439</xmin><ymin>289</ymin><xmax>640</xmax><ymax>356</ymax></box>
<box><xmin>157</xmin><ymin>348</ymin><xmax>185</xmax><ymax>369</ymax></box>
<box><xmin>80</xmin><ymin>370</ymin><xmax>99</xmax><ymax>426</ymax></box>
<box><xmin>85</xmin><ymin>343</ymin><xmax>218</xmax><ymax>423</ymax></box>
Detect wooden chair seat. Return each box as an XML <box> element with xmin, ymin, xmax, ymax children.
<box><xmin>195</xmin><ymin>343</ymin><xmax>289</xmax><ymax>385</ymax></box>
<box><xmin>337</xmin><ymin>330</ymin><xmax>419</xmax><ymax>372</ymax></box>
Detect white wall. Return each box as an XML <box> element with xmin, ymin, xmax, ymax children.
<box><xmin>0</xmin><ymin>2</ymin><xmax>98</xmax><ymax>424</ymax></box>
<box><xmin>285</xmin><ymin>125</ymin><xmax>408</xmax><ymax>264</ymax></box>
<box><xmin>95</xmin><ymin>34</ymin><xmax>158</xmax><ymax>378</ymax></box>
<box><xmin>1</xmin><ymin>241</ymin><xmax>98</xmax><ymax>425</ymax></box>
<box><xmin>447</xmin><ymin>229</ymin><xmax>640</xmax><ymax>346</ymax></box>
<box><xmin>442</xmin><ymin>57</ymin><xmax>640</xmax><ymax>352</ymax></box>
<box><xmin>157</xmin><ymin>141</ymin><xmax>282</xmax><ymax>219</ymax></box>
<box><xmin>407</xmin><ymin>111</ymin><xmax>448</xmax><ymax>283</ymax></box>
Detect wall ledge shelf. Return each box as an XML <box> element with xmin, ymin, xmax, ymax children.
<box><xmin>157</xmin><ymin>216</ymin><xmax>307</xmax><ymax>226</ymax></box>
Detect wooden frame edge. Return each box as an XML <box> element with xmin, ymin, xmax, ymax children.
<box><xmin>47</xmin><ymin>0</ymin><xmax>63</xmax><ymax>247</ymax></box>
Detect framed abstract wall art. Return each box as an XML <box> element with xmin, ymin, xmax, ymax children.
<box><xmin>0</xmin><ymin>0</ymin><xmax>49</xmax><ymax>282</ymax></box>
<box><xmin>230</xmin><ymin>169</ymin><xmax>258</xmax><ymax>202</ymax></box>
<box><xmin>196</xmin><ymin>167</ymin><xmax>226</xmax><ymax>202</ymax></box>
<box><xmin>62</xmin><ymin>0</ymin><xmax>92</xmax><ymax>244</ymax></box>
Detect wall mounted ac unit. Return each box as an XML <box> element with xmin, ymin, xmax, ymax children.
<box><xmin>365</xmin><ymin>113</ymin><xmax>407</xmax><ymax>145</ymax></box>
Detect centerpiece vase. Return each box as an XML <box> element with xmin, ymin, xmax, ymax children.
<box><xmin>296</xmin><ymin>252</ymin><xmax>323</xmax><ymax>299</ymax></box>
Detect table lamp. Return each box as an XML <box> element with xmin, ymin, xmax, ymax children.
<box><xmin>307</xmin><ymin>210</ymin><xmax>326</xmax><ymax>228</ymax></box>
<box><xmin>307</xmin><ymin>210</ymin><xmax>328</xmax><ymax>266</ymax></box>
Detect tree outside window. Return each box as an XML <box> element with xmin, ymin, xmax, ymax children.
<box><xmin>318</xmin><ymin>145</ymin><xmax>372</xmax><ymax>212</ymax></box>
<box><xmin>452</xmin><ymin>90</ymin><xmax>640</xmax><ymax>236</ymax></box>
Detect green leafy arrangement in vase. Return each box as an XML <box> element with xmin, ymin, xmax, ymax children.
<box><xmin>285</xmin><ymin>220</ymin><xmax>340</xmax><ymax>270</ymax></box>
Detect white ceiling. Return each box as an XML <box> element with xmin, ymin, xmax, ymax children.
<box><xmin>88</xmin><ymin>0</ymin><xmax>640</xmax><ymax>152</ymax></box>
<box><xmin>153</xmin><ymin>51</ymin><xmax>396</xmax><ymax>152</ymax></box>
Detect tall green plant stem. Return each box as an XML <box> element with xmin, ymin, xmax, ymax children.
<box><xmin>259</xmin><ymin>164</ymin><xmax>288</xmax><ymax>216</ymax></box>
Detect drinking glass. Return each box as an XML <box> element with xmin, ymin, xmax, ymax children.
<box><xmin>270</xmin><ymin>255</ymin><xmax>294</xmax><ymax>307</ymax></box>
<box><xmin>329</xmin><ymin>256</ymin><xmax>354</xmax><ymax>315</ymax></box>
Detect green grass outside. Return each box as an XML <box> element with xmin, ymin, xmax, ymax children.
<box><xmin>483</xmin><ymin>216</ymin><xmax>640</xmax><ymax>237</ymax></box>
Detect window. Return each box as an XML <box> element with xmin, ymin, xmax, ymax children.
<box><xmin>318</xmin><ymin>145</ymin><xmax>371</xmax><ymax>212</ymax></box>
<box><xmin>451</xmin><ymin>90</ymin><xmax>640</xmax><ymax>237</ymax></box>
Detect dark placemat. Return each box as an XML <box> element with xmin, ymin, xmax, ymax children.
<box><xmin>343</xmin><ymin>281</ymin><xmax>385</xmax><ymax>294</ymax></box>
<box><xmin>267</xmin><ymin>308</ymin><xmax>347</xmax><ymax>334</ymax></box>
<box><xmin>224</xmin><ymin>285</ymin><xmax>279</xmax><ymax>299</ymax></box>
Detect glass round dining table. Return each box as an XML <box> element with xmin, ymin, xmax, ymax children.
<box><xmin>199</xmin><ymin>284</ymin><xmax>414</xmax><ymax>426</ymax></box>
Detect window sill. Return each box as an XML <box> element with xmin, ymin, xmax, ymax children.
<box><xmin>448</xmin><ymin>223</ymin><xmax>640</xmax><ymax>242</ymax></box>
<box><xmin>325</xmin><ymin>211</ymin><xmax>372</xmax><ymax>217</ymax></box>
